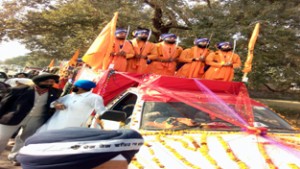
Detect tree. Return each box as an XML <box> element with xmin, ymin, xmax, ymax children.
<box><xmin>0</xmin><ymin>0</ymin><xmax>299</xmax><ymax>92</ymax></box>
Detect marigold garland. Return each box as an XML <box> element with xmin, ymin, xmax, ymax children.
<box><xmin>216</xmin><ymin>136</ymin><xmax>248</xmax><ymax>169</ymax></box>
<box><xmin>287</xmin><ymin>163</ymin><xmax>300</xmax><ymax>169</ymax></box>
<box><xmin>257</xmin><ymin>143</ymin><xmax>278</xmax><ymax>169</ymax></box>
<box><xmin>271</xmin><ymin>136</ymin><xmax>300</xmax><ymax>149</ymax></box>
<box><xmin>158</xmin><ymin>136</ymin><xmax>201</xmax><ymax>169</ymax></box>
<box><xmin>147</xmin><ymin>141</ymin><xmax>165</xmax><ymax>168</ymax></box>
<box><xmin>130</xmin><ymin>156</ymin><xmax>144</xmax><ymax>169</ymax></box>
<box><xmin>199</xmin><ymin>134</ymin><xmax>220</xmax><ymax>168</ymax></box>
<box><xmin>164</xmin><ymin>134</ymin><xmax>222</xmax><ymax>168</ymax></box>
<box><xmin>130</xmin><ymin>130</ymin><xmax>300</xmax><ymax>168</ymax></box>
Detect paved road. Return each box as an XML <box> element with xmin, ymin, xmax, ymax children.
<box><xmin>257</xmin><ymin>99</ymin><xmax>300</xmax><ymax>111</ymax></box>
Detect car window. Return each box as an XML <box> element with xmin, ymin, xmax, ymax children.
<box><xmin>109</xmin><ymin>93</ymin><xmax>137</xmax><ymax>125</ymax></box>
<box><xmin>140</xmin><ymin>101</ymin><xmax>295</xmax><ymax>132</ymax></box>
<box><xmin>141</xmin><ymin>102</ymin><xmax>212</xmax><ymax>130</ymax></box>
<box><xmin>253</xmin><ymin>106</ymin><xmax>294</xmax><ymax>130</ymax></box>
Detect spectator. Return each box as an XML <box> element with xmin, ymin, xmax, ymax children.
<box><xmin>37</xmin><ymin>79</ymin><xmax>105</xmax><ymax>132</ymax></box>
<box><xmin>0</xmin><ymin>74</ymin><xmax>61</xmax><ymax>165</ymax></box>
<box><xmin>14</xmin><ymin>72</ymin><xmax>28</xmax><ymax>78</ymax></box>
<box><xmin>5</xmin><ymin>78</ymin><xmax>34</xmax><ymax>88</ymax></box>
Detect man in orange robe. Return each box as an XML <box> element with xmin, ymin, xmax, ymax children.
<box><xmin>204</xmin><ymin>42</ymin><xmax>241</xmax><ymax>81</ymax></box>
<box><xmin>108</xmin><ymin>28</ymin><xmax>134</xmax><ymax>72</ymax></box>
<box><xmin>148</xmin><ymin>33</ymin><xmax>183</xmax><ymax>76</ymax></box>
<box><xmin>176</xmin><ymin>38</ymin><xmax>211</xmax><ymax>78</ymax></box>
<box><xmin>126</xmin><ymin>28</ymin><xmax>158</xmax><ymax>74</ymax></box>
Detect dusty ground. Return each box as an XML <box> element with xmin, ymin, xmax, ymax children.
<box><xmin>0</xmin><ymin>140</ymin><xmax>21</xmax><ymax>169</ymax></box>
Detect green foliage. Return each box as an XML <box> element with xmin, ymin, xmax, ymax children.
<box><xmin>0</xmin><ymin>0</ymin><xmax>299</xmax><ymax>92</ymax></box>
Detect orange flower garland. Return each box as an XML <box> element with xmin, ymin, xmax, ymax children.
<box><xmin>130</xmin><ymin>156</ymin><xmax>144</xmax><ymax>169</ymax></box>
<box><xmin>130</xmin><ymin>130</ymin><xmax>300</xmax><ymax>169</ymax></box>
<box><xmin>257</xmin><ymin>143</ymin><xmax>278</xmax><ymax>169</ymax></box>
<box><xmin>198</xmin><ymin>134</ymin><xmax>221</xmax><ymax>168</ymax></box>
<box><xmin>156</xmin><ymin>135</ymin><xmax>201</xmax><ymax>169</ymax></box>
<box><xmin>288</xmin><ymin>163</ymin><xmax>300</xmax><ymax>169</ymax></box>
<box><xmin>216</xmin><ymin>136</ymin><xmax>248</xmax><ymax>169</ymax></box>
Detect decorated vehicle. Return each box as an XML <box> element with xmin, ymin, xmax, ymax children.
<box><xmin>75</xmin><ymin>68</ymin><xmax>300</xmax><ymax>169</ymax></box>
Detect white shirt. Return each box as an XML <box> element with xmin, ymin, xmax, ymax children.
<box><xmin>37</xmin><ymin>91</ymin><xmax>105</xmax><ymax>132</ymax></box>
<box><xmin>27</xmin><ymin>91</ymin><xmax>48</xmax><ymax>116</ymax></box>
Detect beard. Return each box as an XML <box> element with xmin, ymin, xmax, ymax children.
<box><xmin>116</xmin><ymin>37</ymin><xmax>126</xmax><ymax>40</ymax></box>
<box><xmin>197</xmin><ymin>45</ymin><xmax>207</xmax><ymax>48</ymax></box>
<box><xmin>72</xmin><ymin>87</ymin><xmax>79</xmax><ymax>93</ymax></box>
<box><xmin>164</xmin><ymin>40</ymin><xmax>176</xmax><ymax>44</ymax></box>
<box><xmin>37</xmin><ymin>84</ymin><xmax>52</xmax><ymax>89</ymax></box>
<box><xmin>137</xmin><ymin>37</ymin><xmax>148</xmax><ymax>41</ymax></box>
<box><xmin>221</xmin><ymin>48</ymin><xmax>232</xmax><ymax>52</ymax></box>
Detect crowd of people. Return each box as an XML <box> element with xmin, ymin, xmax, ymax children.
<box><xmin>0</xmin><ymin>27</ymin><xmax>242</xmax><ymax>166</ymax></box>
<box><xmin>0</xmin><ymin>66</ymin><xmax>106</xmax><ymax>165</ymax></box>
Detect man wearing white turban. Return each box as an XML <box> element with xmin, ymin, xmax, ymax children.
<box><xmin>5</xmin><ymin>78</ymin><xmax>34</xmax><ymax>87</ymax></box>
<box><xmin>0</xmin><ymin>73</ymin><xmax>61</xmax><ymax>165</ymax></box>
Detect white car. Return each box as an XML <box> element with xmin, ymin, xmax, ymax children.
<box><xmin>84</xmin><ymin>70</ymin><xmax>300</xmax><ymax>169</ymax></box>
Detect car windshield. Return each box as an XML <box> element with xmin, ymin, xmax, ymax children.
<box><xmin>140</xmin><ymin>101</ymin><xmax>295</xmax><ymax>132</ymax></box>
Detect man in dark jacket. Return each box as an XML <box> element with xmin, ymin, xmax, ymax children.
<box><xmin>0</xmin><ymin>73</ymin><xmax>61</xmax><ymax>164</ymax></box>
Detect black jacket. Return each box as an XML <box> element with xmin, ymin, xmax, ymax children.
<box><xmin>0</xmin><ymin>86</ymin><xmax>61</xmax><ymax>125</ymax></box>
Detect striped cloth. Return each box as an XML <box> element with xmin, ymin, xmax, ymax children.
<box><xmin>17</xmin><ymin>128</ymin><xmax>144</xmax><ymax>169</ymax></box>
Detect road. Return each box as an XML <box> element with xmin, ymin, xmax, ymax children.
<box><xmin>0</xmin><ymin>140</ymin><xmax>21</xmax><ymax>169</ymax></box>
<box><xmin>257</xmin><ymin>99</ymin><xmax>300</xmax><ymax>111</ymax></box>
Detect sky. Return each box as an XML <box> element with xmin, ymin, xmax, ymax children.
<box><xmin>0</xmin><ymin>1</ymin><xmax>30</xmax><ymax>62</ymax></box>
<box><xmin>0</xmin><ymin>41</ymin><xmax>30</xmax><ymax>61</ymax></box>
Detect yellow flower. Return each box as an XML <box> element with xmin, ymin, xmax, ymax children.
<box><xmin>287</xmin><ymin>163</ymin><xmax>300</xmax><ymax>169</ymax></box>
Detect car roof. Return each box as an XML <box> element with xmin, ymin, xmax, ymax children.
<box><xmin>87</xmin><ymin>70</ymin><xmax>265</xmax><ymax>107</ymax></box>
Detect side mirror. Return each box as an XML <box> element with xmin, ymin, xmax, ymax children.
<box><xmin>99</xmin><ymin>110</ymin><xmax>127</xmax><ymax>130</ymax></box>
<box><xmin>100</xmin><ymin>110</ymin><xmax>127</xmax><ymax>122</ymax></box>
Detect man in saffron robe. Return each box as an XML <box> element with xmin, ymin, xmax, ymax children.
<box><xmin>148</xmin><ymin>33</ymin><xmax>183</xmax><ymax>76</ymax></box>
<box><xmin>204</xmin><ymin>42</ymin><xmax>241</xmax><ymax>81</ymax></box>
<box><xmin>108</xmin><ymin>28</ymin><xmax>134</xmax><ymax>72</ymax></box>
<box><xmin>126</xmin><ymin>28</ymin><xmax>158</xmax><ymax>74</ymax></box>
<box><xmin>176</xmin><ymin>38</ymin><xmax>211</xmax><ymax>78</ymax></box>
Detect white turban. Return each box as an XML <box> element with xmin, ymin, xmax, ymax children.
<box><xmin>5</xmin><ymin>78</ymin><xmax>34</xmax><ymax>87</ymax></box>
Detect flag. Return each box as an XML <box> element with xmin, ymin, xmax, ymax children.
<box><xmin>243</xmin><ymin>23</ymin><xmax>260</xmax><ymax>73</ymax></box>
<box><xmin>68</xmin><ymin>49</ymin><xmax>80</xmax><ymax>67</ymax></box>
<box><xmin>48</xmin><ymin>59</ymin><xmax>55</xmax><ymax>68</ymax></box>
<box><xmin>82</xmin><ymin>12</ymin><xmax>118</xmax><ymax>70</ymax></box>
